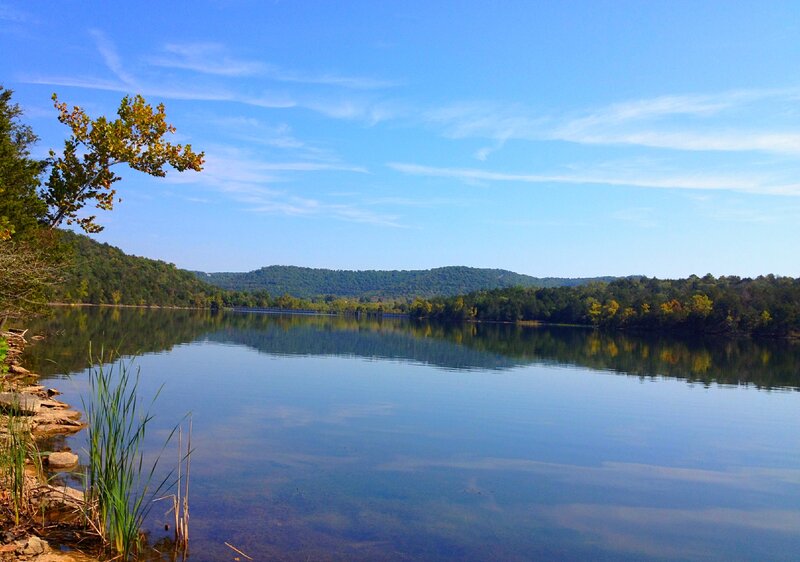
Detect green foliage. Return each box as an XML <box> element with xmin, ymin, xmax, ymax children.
<box><xmin>0</xmin><ymin>402</ymin><xmax>41</xmax><ymax>526</ymax></box>
<box><xmin>0</xmin><ymin>86</ymin><xmax>47</xmax><ymax>241</ymax></box>
<box><xmin>83</xmin><ymin>350</ymin><xmax>176</xmax><ymax>558</ymax></box>
<box><xmin>57</xmin><ymin>230</ymin><xmax>220</xmax><ymax>307</ymax></box>
<box><xmin>0</xmin><ymin>337</ymin><xmax>7</xmax><ymax>374</ymax></box>
<box><xmin>45</xmin><ymin>94</ymin><xmax>204</xmax><ymax>233</ymax></box>
<box><xmin>410</xmin><ymin>274</ymin><xmax>800</xmax><ymax>337</ymax></box>
<box><xmin>0</xmin><ymin>87</ymin><xmax>205</xmax><ymax>324</ymax></box>
<box><xmin>198</xmin><ymin>265</ymin><xmax>617</xmax><ymax>301</ymax></box>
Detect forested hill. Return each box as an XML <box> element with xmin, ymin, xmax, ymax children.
<box><xmin>196</xmin><ymin>265</ymin><xmax>617</xmax><ymax>300</ymax></box>
<box><xmin>54</xmin><ymin>233</ymin><xmax>615</xmax><ymax>307</ymax></box>
<box><xmin>56</xmin><ymin>231</ymin><xmax>221</xmax><ymax>307</ymax></box>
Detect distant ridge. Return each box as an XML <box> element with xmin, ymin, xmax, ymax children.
<box><xmin>196</xmin><ymin>265</ymin><xmax>617</xmax><ymax>300</ymax></box>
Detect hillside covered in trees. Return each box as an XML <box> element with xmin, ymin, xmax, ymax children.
<box><xmin>196</xmin><ymin>265</ymin><xmax>617</xmax><ymax>300</ymax></box>
<box><xmin>48</xmin><ymin>233</ymin><xmax>800</xmax><ymax>338</ymax></box>
<box><xmin>55</xmin><ymin>231</ymin><xmax>225</xmax><ymax>307</ymax></box>
<box><xmin>409</xmin><ymin>275</ymin><xmax>800</xmax><ymax>337</ymax></box>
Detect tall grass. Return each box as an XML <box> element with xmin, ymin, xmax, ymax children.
<box><xmin>171</xmin><ymin>418</ymin><xmax>191</xmax><ymax>553</ymax></box>
<box><xmin>0</xmin><ymin>399</ymin><xmax>41</xmax><ymax>526</ymax></box>
<box><xmin>83</xmin><ymin>349</ymin><xmax>177</xmax><ymax>559</ymax></box>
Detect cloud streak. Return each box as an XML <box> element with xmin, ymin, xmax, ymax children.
<box><xmin>22</xmin><ymin>31</ymin><xmax>396</xmax><ymax>122</ymax></box>
<box><xmin>427</xmin><ymin>88</ymin><xmax>800</xmax><ymax>157</ymax></box>
<box><xmin>168</xmin><ymin>147</ymin><xmax>404</xmax><ymax>228</ymax></box>
<box><xmin>149</xmin><ymin>41</ymin><xmax>397</xmax><ymax>89</ymax></box>
<box><xmin>389</xmin><ymin>162</ymin><xmax>800</xmax><ymax>196</ymax></box>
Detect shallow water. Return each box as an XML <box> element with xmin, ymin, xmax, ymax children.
<box><xmin>23</xmin><ymin>308</ymin><xmax>800</xmax><ymax>561</ymax></box>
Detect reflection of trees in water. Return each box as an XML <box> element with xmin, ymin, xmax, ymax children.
<box><xmin>22</xmin><ymin>308</ymin><xmax>800</xmax><ymax>389</ymax></box>
<box><xmin>22</xmin><ymin>307</ymin><xmax>220</xmax><ymax>377</ymax></box>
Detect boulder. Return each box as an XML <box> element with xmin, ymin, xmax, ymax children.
<box><xmin>20</xmin><ymin>536</ymin><xmax>48</xmax><ymax>556</ymax></box>
<box><xmin>46</xmin><ymin>451</ymin><xmax>79</xmax><ymax>469</ymax></box>
<box><xmin>0</xmin><ymin>392</ymin><xmax>41</xmax><ymax>414</ymax></box>
<box><xmin>9</xmin><ymin>364</ymin><xmax>30</xmax><ymax>375</ymax></box>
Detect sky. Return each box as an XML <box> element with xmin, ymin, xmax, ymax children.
<box><xmin>2</xmin><ymin>1</ymin><xmax>800</xmax><ymax>277</ymax></box>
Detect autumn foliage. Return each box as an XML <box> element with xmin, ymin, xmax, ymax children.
<box><xmin>45</xmin><ymin>94</ymin><xmax>204</xmax><ymax>233</ymax></box>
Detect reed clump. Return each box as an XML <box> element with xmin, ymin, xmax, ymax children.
<box><xmin>83</xmin><ymin>349</ymin><xmax>185</xmax><ymax>560</ymax></box>
<box><xmin>0</xmin><ymin>402</ymin><xmax>41</xmax><ymax>526</ymax></box>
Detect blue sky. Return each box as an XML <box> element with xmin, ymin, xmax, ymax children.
<box><xmin>2</xmin><ymin>1</ymin><xmax>800</xmax><ymax>277</ymax></box>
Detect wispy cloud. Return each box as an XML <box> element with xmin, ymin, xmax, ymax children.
<box><xmin>425</xmin><ymin>101</ymin><xmax>546</xmax><ymax>142</ymax></box>
<box><xmin>304</xmin><ymin>96</ymin><xmax>402</xmax><ymax>124</ymax></box>
<box><xmin>168</xmin><ymin>146</ymin><xmax>403</xmax><ymax>227</ymax></box>
<box><xmin>22</xmin><ymin>32</ymin><xmax>395</xmax><ymax>121</ymax></box>
<box><xmin>263</xmin><ymin>66</ymin><xmax>398</xmax><ymax>90</ymax></box>
<box><xmin>149</xmin><ymin>43</ymin><xmax>266</xmax><ymax>77</ymax></box>
<box><xmin>556</xmin><ymin>129</ymin><xmax>800</xmax><ymax>156</ymax></box>
<box><xmin>89</xmin><ymin>29</ymin><xmax>138</xmax><ymax>87</ymax></box>
<box><xmin>389</xmin><ymin>162</ymin><xmax>800</xmax><ymax>196</ymax></box>
<box><xmin>209</xmin><ymin>117</ymin><xmax>342</xmax><ymax>162</ymax></box>
<box><xmin>149</xmin><ymin>41</ymin><xmax>397</xmax><ymax>89</ymax></box>
<box><xmin>426</xmin><ymin>88</ymin><xmax>800</xmax><ymax>157</ymax></box>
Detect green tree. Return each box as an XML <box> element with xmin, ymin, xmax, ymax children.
<box><xmin>45</xmin><ymin>94</ymin><xmax>205</xmax><ymax>233</ymax></box>
<box><xmin>0</xmin><ymin>86</ymin><xmax>47</xmax><ymax>240</ymax></box>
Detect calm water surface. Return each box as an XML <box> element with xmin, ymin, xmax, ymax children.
<box><xmin>23</xmin><ymin>308</ymin><xmax>800</xmax><ymax>561</ymax></box>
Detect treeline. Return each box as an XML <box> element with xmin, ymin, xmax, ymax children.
<box><xmin>56</xmin><ymin>232</ymin><xmax>406</xmax><ymax>314</ymax></box>
<box><xmin>409</xmin><ymin>275</ymin><xmax>800</xmax><ymax>337</ymax></box>
<box><xmin>198</xmin><ymin>264</ymin><xmax>617</xmax><ymax>300</ymax></box>
<box><xmin>56</xmin><ymin>231</ymin><xmax>221</xmax><ymax>307</ymax></box>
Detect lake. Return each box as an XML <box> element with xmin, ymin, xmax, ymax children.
<box><xmin>23</xmin><ymin>307</ymin><xmax>800</xmax><ymax>561</ymax></box>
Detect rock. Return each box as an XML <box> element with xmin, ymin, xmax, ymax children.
<box><xmin>33</xmin><ymin>554</ymin><xmax>84</xmax><ymax>562</ymax></box>
<box><xmin>46</xmin><ymin>388</ymin><xmax>61</xmax><ymax>397</ymax></box>
<box><xmin>39</xmin><ymin>399</ymin><xmax>70</xmax><ymax>410</ymax></box>
<box><xmin>21</xmin><ymin>385</ymin><xmax>45</xmax><ymax>394</ymax></box>
<box><xmin>21</xmin><ymin>536</ymin><xmax>48</xmax><ymax>556</ymax></box>
<box><xmin>47</xmin><ymin>451</ymin><xmax>79</xmax><ymax>469</ymax></box>
<box><xmin>40</xmin><ymin>484</ymin><xmax>84</xmax><ymax>507</ymax></box>
<box><xmin>9</xmin><ymin>364</ymin><xmax>30</xmax><ymax>375</ymax></box>
<box><xmin>0</xmin><ymin>392</ymin><xmax>41</xmax><ymax>414</ymax></box>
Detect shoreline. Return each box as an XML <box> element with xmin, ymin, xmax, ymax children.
<box><xmin>1</xmin><ymin>329</ymin><xmax>98</xmax><ymax>562</ymax></box>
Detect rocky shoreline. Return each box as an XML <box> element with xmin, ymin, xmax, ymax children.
<box><xmin>1</xmin><ymin>329</ymin><xmax>98</xmax><ymax>562</ymax></box>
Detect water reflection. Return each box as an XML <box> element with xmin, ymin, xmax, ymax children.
<box><xmin>24</xmin><ymin>307</ymin><xmax>800</xmax><ymax>390</ymax></box>
<box><xmin>16</xmin><ymin>308</ymin><xmax>800</xmax><ymax>561</ymax></box>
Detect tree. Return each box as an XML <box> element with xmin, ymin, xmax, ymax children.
<box><xmin>0</xmin><ymin>89</ymin><xmax>205</xmax><ymax>325</ymax></box>
<box><xmin>44</xmin><ymin>94</ymin><xmax>204</xmax><ymax>233</ymax></box>
<box><xmin>0</xmin><ymin>87</ymin><xmax>60</xmax><ymax>327</ymax></box>
<box><xmin>0</xmin><ymin>235</ymin><xmax>64</xmax><ymax>328</ymax></box>
<box><xmin>0</xmin><ymin>86</ymin><xmax>47</xmax><ymax>240</ymax></box>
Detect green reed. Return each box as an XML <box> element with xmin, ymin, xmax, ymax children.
<box><xmin>83</xmin><ymin>348</ymin><xmax>177</xmax><ymax>559</ymax></box>
<box><xmin>0</xmin><ymin>400</ymin><xmax>40</xmax><ymax>526</ymax></box>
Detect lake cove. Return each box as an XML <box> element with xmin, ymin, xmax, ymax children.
<box><xmin>23</xmin><ymin>307</ymin><xmax>800</xmax><ymax>561</ymax></box>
